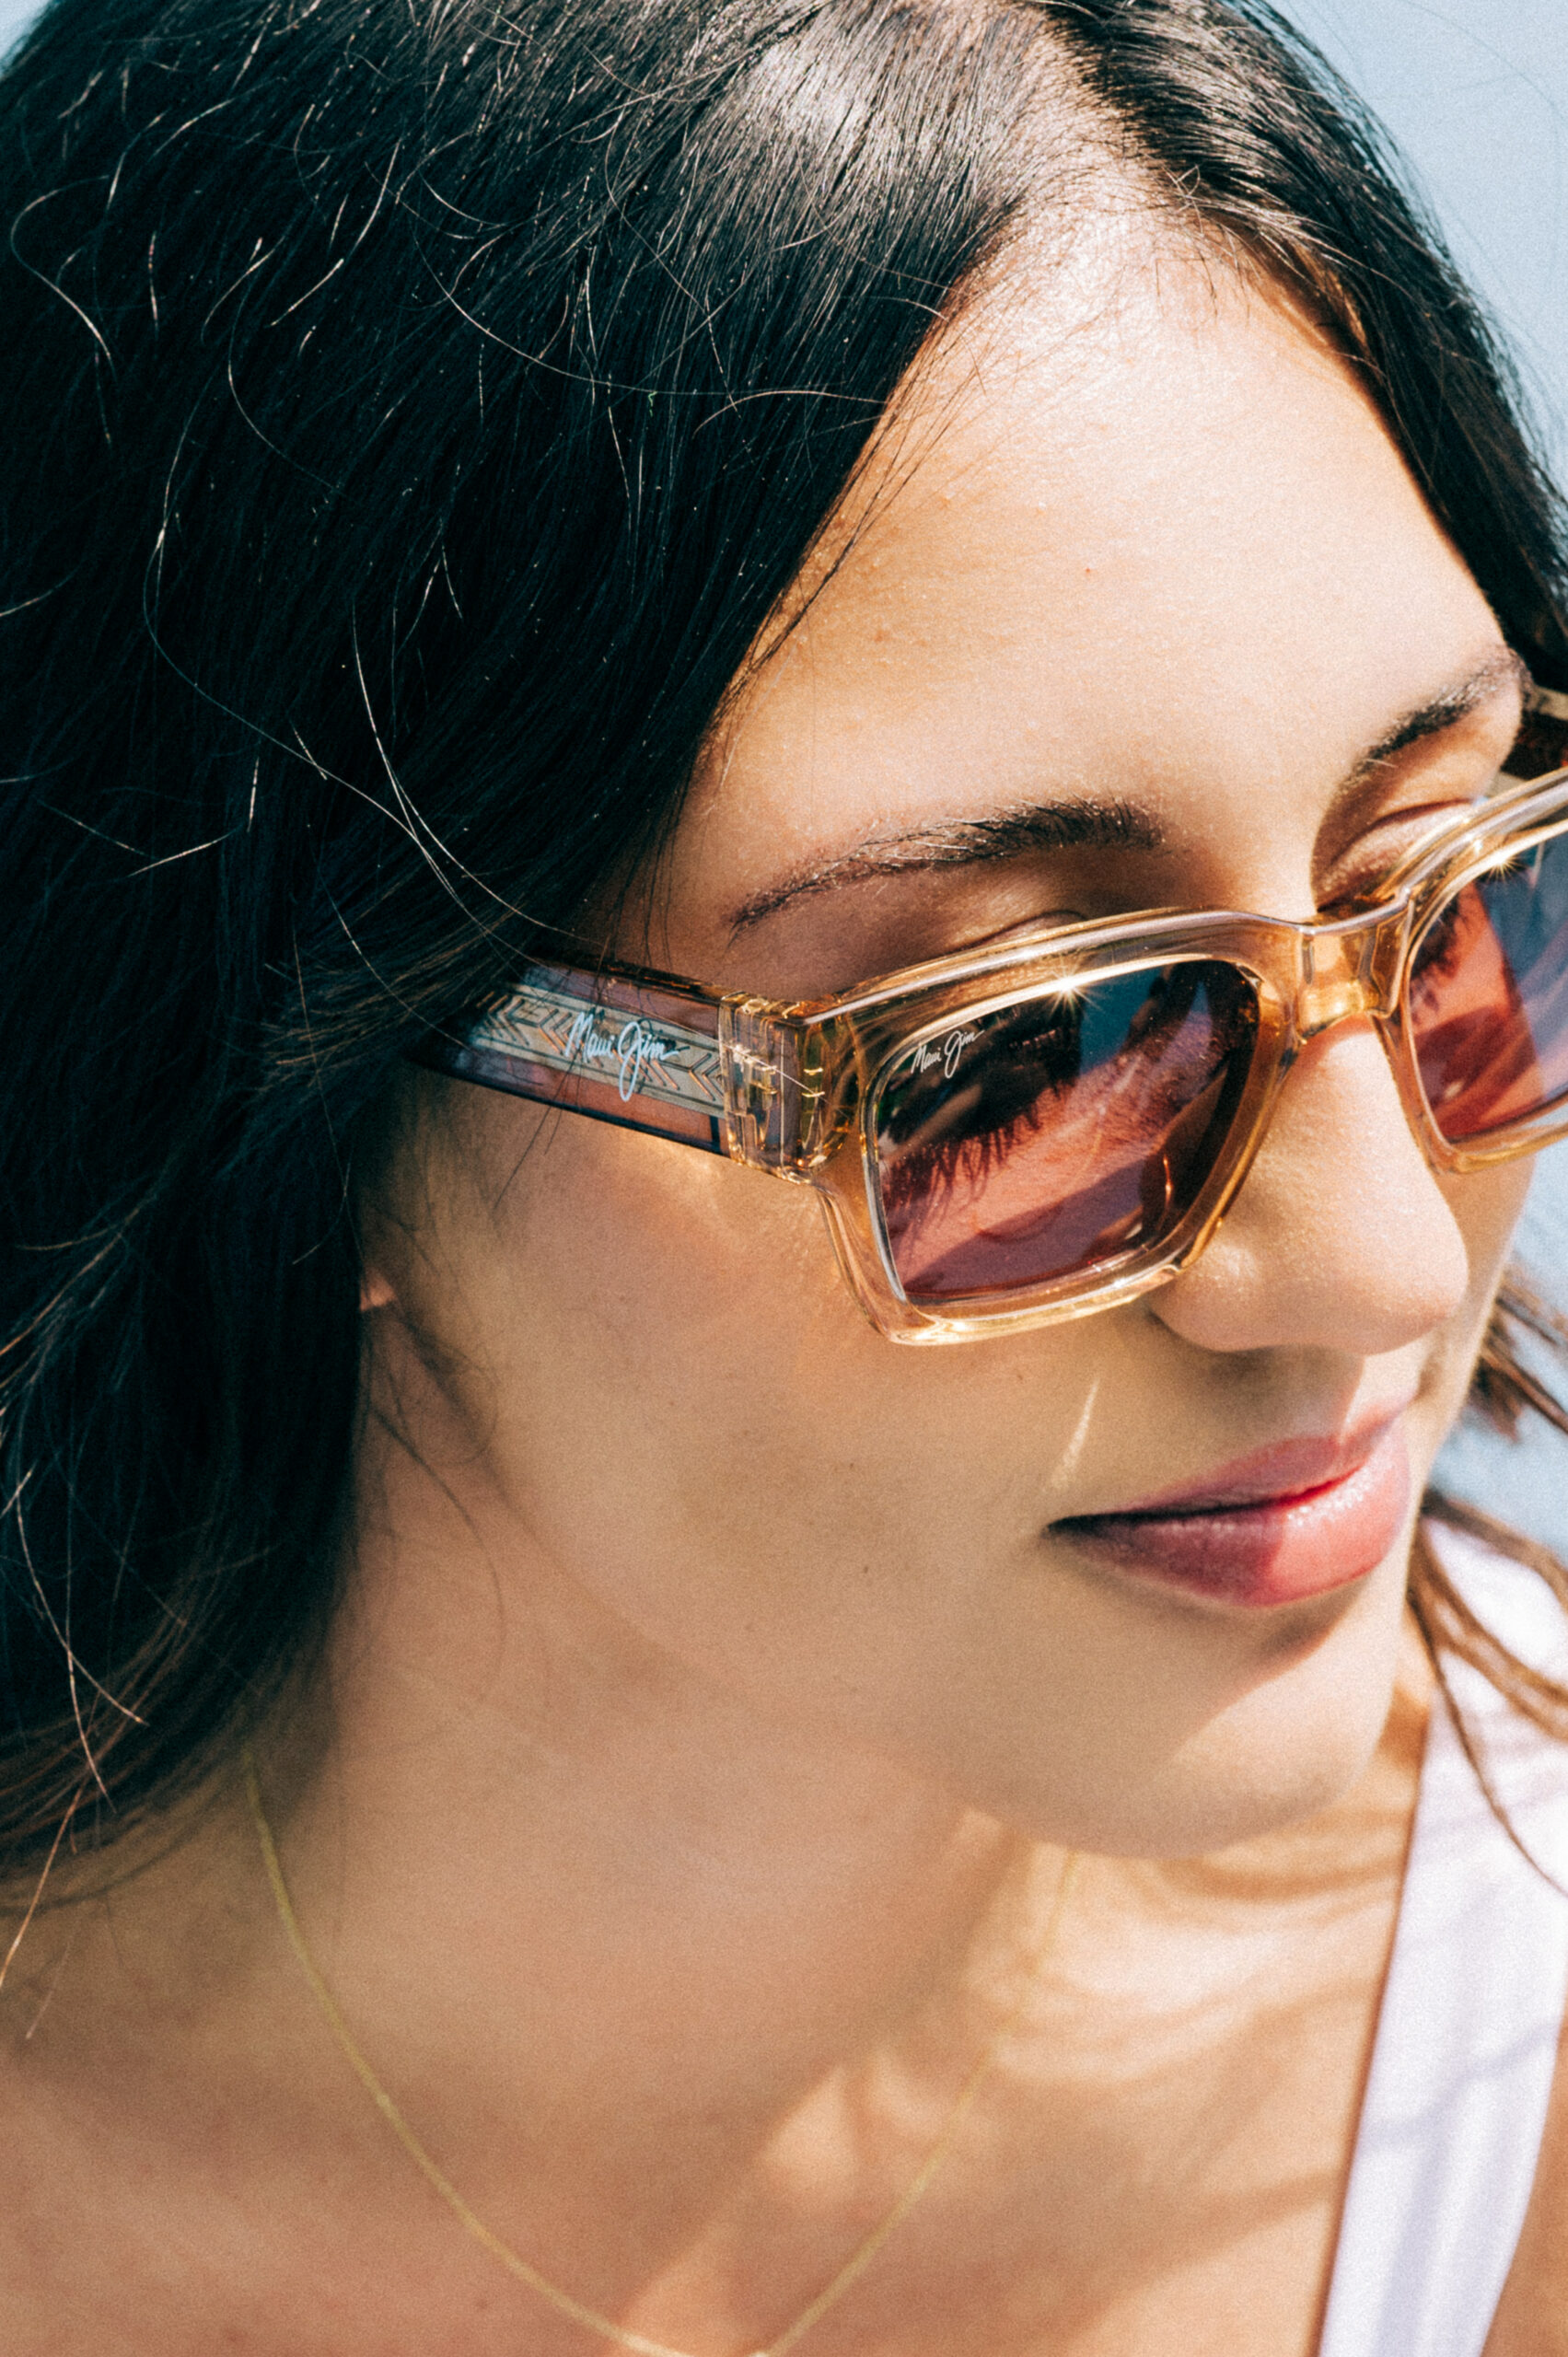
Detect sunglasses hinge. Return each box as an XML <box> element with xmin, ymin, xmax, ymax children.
<box><xmin>719</xmin><ymin>999</ymin><xmax>832</xmax><ymax>1178</ymax></box>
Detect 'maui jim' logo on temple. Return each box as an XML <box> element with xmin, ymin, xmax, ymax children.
<box><xmin>565</xmin><ymin>1010</ymin><xmax>676</xmax><ymax>1102</ymax></box>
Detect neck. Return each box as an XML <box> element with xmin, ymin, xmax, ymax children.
<box><xmin>254</xmin><ymin>1348</ymin><xmax>1043</xmax><ymax>2194</ymax></box>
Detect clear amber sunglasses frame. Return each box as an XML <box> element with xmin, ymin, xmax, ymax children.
<box><xmin>416</xmin><ymin>726</ymin><xmax>1568</xmax><ymax>1345</ymax></box>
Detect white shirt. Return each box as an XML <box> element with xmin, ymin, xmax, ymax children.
<box><xmin>1318</xmin><ymin>1525</ymin><xmax>1568</xmax><ymax>2357</ymax></box>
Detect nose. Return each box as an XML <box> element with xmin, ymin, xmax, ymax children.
<box><xmin>1153</xmin><ymin>1017</ymin><xmax>1471</xmax><ymax>1357</ymax></box>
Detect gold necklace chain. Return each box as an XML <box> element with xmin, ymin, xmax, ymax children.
<box><xmin>245</xmin><ymin>1750</ymin><xmax>1077</xmax><ymax>2357</ymax></box>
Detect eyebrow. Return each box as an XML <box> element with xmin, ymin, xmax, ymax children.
<box><xmin>726</xmin><ymin>650</ymin><xmax>1528</xmax><ymax>935</ymax></box>
<box><xmin>1347</xmin><ymin>648</ymin><xmax>1527</xmax><ymax>781</ymax></box>
<box><xmin>728</xmin><ymin>795</ymin><xmax>1163</xmax><ymax>933</ymax></box>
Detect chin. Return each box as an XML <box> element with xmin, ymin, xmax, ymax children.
<box><xmin>973</xmin><ymin>1573</ymin><xmax>1409</xmax><ymax>1860</ymax></box>
<box><xmin>997</xmin><ymin>1718</ymin><xmax>1391</xmax><ymax>1859</ymax></box>
<box><xmin>1098</xmin><ymin>1714</ymin><xmax>1391</xmax><ymax>1859</ymax></box>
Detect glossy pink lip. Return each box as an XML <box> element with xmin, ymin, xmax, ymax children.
<box><xmin>1055</xmin><ymin>1421</ymin><xmax>1413</xmax><ymax>1609</ymax></box>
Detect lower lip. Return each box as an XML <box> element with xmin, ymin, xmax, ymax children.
<box><xmin>1056</xmin><ymin>1425</ymin><xmax>1412</xmax><ymax>1610</ymax></box>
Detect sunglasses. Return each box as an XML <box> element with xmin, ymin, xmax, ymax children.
<box><xmin>417</xmin><ymin>689</ymin><xmax>1568</xmax><ymax>1343</ymax></box>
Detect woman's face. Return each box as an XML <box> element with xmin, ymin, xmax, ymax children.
<box><xmin>369</xmin><ymin>241</ymin><xmax>1530</xmax><ymax>1856</ymax></box>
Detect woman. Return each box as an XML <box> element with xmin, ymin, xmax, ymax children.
<box><xmin>3</xmin><ymin>0</ymin><xmax>1568</xmax><ymax>2349</ymax></box>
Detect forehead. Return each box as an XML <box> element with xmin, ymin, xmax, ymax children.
<box><xmin>661</xmin><ymin>238</ymin><xmax>1501</xmax><ymax>971</ymax></box>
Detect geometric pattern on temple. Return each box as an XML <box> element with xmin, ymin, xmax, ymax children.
<box><xmin>469</xmin><ymin>970</ymin><xmax>727</xmax><ymax>1118</ymax></box>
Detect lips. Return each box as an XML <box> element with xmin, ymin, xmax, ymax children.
<box><xmin>1054</xmin><ymin>1421</ymin><xmax>1413</xmax><ymax>1610</ymax></box>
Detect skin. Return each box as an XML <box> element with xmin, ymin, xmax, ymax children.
<box><xmin>2</xmin><ymin>227</ymin><xmax>1564</xmax><ymax>2356</ymax></box>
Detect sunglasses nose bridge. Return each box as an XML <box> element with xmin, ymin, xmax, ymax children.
<box><xmin>1293</xmin><ymin>906</ymin><xmax>1408</xmax><ymax>1043</ymax></box>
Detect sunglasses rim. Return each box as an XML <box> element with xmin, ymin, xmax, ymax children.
<box><xmin>1400</xmin><ymin>819</ymin><xmax>1568</xmax><ymax>1163</ymax></box>
<box><xmin>850</xmin><ymin>955</ymin><xmax>1281</xmax><ymax>1329</ymax></box>
<box><xmin>819</xmin><ymin>784</ymin><xmax>1568</xmax><ymax>1340</ymax></box>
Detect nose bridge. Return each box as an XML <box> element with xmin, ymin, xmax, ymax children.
<box><xmin>1294</xmin><ymin>904</ymin><xmax>1407</xmax><ymax>1043</ymax></box>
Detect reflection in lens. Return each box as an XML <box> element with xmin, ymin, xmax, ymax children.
<box><xmin>874</xmin><ymin>962</ymin><xmax>1260</xmax><ymax>1304</ymax></box>
<box><xmin>1411</xmin><ymin>829</ymin><xmax>1568</xmax><ymax>1145</ymax></box>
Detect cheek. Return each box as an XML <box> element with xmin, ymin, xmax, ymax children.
<box><xmin>414</xmin><ymin>1097</ymin><xmax>1109</xmax><ymax>1730</ymax></box>
<box><xmin>1391</xmin><ymin>1154</ymin><xmax>1535</xmax><ymax>1496</ymax></box>
<box><xmin>1429</xmin><ymin>1156</ymin><xmax>1535</xmax><ymax>1403</ymax></box>
<box><xmin>1450</xmin><ymin>1155</ymin><xmax>1536</xmax><ymax>1282</ymax></box>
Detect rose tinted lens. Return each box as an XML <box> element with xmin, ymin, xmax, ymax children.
<box><xmin>873</xmin><ymin>961</ymin><xmax>1260</xmax><ymax>1305</ymax></box>
<box><xmin>1411</xmin><ymin>828</ymin><xmax>1568</xmax><ymax>1145</ymax></box>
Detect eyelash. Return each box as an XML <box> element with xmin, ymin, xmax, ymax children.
<box><xmin>878</xmin><ymin>1062</ymin><xmax>1060</xmax><ymax>1217</ymax></box>
<box><xmin>875</xmin><ymin>966</ymin><xmax>1260</xmax><ymax>1220</ymax></box>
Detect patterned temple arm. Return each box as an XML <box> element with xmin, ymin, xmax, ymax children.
<box><xmin>413</xmin><ymin>963</ymin><xmax>733</xmax><ymax>1153</ymax></box>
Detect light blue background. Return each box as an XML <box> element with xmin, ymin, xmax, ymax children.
<box><xmin>3</xmin><ymin>0</ymin><xmax>1565</xmax><ymax>1535</ymax></box>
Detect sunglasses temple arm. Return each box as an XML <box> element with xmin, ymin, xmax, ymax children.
<box><xmin>412</xmin><ymin>962</ymin><xmax>737</xmax><ymax>1155</ymax></box>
